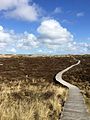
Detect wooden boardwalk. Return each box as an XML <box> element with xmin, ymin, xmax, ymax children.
<box><xmin>55</xmin><ymin>60</ymin><xmax>90</xmax><ymax>120</ymax></box>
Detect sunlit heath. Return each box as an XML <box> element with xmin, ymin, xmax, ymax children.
<box><xmin>0</xmin><ymin>0</ymin><xmax>90</xmax><ymax>120</ymax></box>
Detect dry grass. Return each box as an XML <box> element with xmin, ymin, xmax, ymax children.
<box><xmin>84</xmin><ymin>96</ymin><xmax>90</xmax><ymax>114</ymax></box>
<box><xmin>0</xmin><ymin>55</ymin><xmax>75</xmax><ymax>119</ymax></box>
<box><xmin>0</xmin><ymin>79</ymin><xmax>68</xmax><ymax>120</ymax></box>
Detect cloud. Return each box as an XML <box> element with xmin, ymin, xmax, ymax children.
<box><xmin>0</xmin><ymin>26</ymin><xmax>3</xmax><ymax>31</ymax></box>
<box><xmin>0</xmin><ymin>19</ymin><xmax>90</xmax><ymax>54</ymax></box>
<box><xmin>0</xmin><ymin>0</ymin><xmax>18</xmax><ymax>10</ymax></box>
<box><xmin>5</xmin><ymin>4</ymin><xmax>39</xmax><ymax>21</ymax></box>
<box><xmin>9</xmin><ymin>48</ymin><xmax>17</xmax><ymax>53</ymax></box>
<box><xmin>37</xmin><ymin>19</ymin><xmax>90</xmax><ymax>54</ymax></box>
<box><xmin>53</xmin><ymin>7</ymin><xmax>62</xmax><ymax>14</ymax></box>
<box><xmin>37</xmin><ymin>19</ymin><xmax>74</xmax><ymax>50</ymax></box>
<box><xmin>76</xmin><ymin>12</ymin><xmax>84</xmax><ymax>17</ymax></box>
<box><xmin>0</xmin><ymin>25</ymin><xmax>16</xmax><ymax>51</ymax></box>
<box><xmin>77</xmin><ymin>43</ymin><xmax>90</xmax><ymax>53</ymax></box>
<box><xmin>0</xmin><ymin>0</ymin><xmax>41</xmax><ymax>21</ymax></box>
<box><xmin>0</xmin><ymin>0</ymin><xmax>30</xmax><ymax>11</ymax></box>
<box><xmin>17</xmin><ymin>32</ymin><xmax>39</xmax><ymax>49</ymax></box>
<box><xmin>0</xmin><ymin>25</ymin><xmax>39</xmax><ymax>53</ymax></box>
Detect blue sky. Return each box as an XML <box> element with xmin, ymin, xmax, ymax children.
<box><xmin>0</xmin><ymin>0</ymin><xmax>90</xmax><ymax>54</ymax></box>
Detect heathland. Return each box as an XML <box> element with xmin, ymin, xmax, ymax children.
<box><xmin>0</xmin><ymin>54</ymin><xmax>89</xmax><ymax>119</ymax></box>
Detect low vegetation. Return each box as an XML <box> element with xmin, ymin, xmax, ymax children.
<box><xmin>0</xmin><ymin>78</ymin><xmax>68</xmax><ymax>120</ymax></box>
<box><xmin>0</xmin><ymin>54</ymin><xmax>89</xmax><ymax>119</ymax></box>
<box><xmin>0</xmin><ymin>55</ymin><xmax>74</xmax><ymax>120</ymax></box>
<box><xmin>84</xmin><ymin>96</ymin><xmax>90</xmax><ymax>113</ymax></box>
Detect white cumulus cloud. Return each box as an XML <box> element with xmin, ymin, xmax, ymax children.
<box><xmin>0</xmin><ymin>25</ymin><xmax>16</xmax><ymax>51</ymax></box>
<box><xmin>9</xmin><ymin>48</ymin><xmax>17</xmax><ymax>53</ymax></box>
<box><xmin>0</xmin><ymin>25</ymin><xmax>39</xmax><ymax>53</ymax></box>
<box><xmin>0</xmin><ymin>0</ymin><xmax>41</xmax><ymax>21</ymax></box>
<box><xmin>0</xmin><ymin>0</ymin><xmax>18</xmax><ymax>10</ymax></box>
<box><xmin>17</xmin><ymin>32</ymin><xmax>39</xmax><ymax>49</ymax></box>
<box><xmin>37</xmin><ymin>19</ymin><xmax>90</xmax><ymax>54</ymax></box>
<box><xmin>0</xmin><ymin>19</ymin><xmax>90</xmax><ymax>54</ymax></box>
<box><xmin>37</xmin><ymin>19</ymin><xmax>74</xmax><ymax>50</ymax></box>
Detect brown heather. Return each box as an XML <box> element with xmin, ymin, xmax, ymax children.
<box><xmin>0</xmin><ymin>54</ymin><xmax>89</xmax><ymax>119</ymax></box>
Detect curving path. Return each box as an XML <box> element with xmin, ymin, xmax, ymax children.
<box><xmin>55</xmin><ymin>60</ymin><xmax>90</xmax><ymax>120</ymax></box>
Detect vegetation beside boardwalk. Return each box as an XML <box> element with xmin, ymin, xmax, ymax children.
<box><xmin>0</xmin><ymin>54</ymin><xmax>90</xmax><ymax>119</ymax></box>
<box><xmin>0</xmin><ymin>55</ymin><xmax>74</xmax><ymax>120</ymax></box>
<box><xmin>0</xmin><ymin>79</ymin><xmax>68</xmax><ymax>120</ymax></box>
